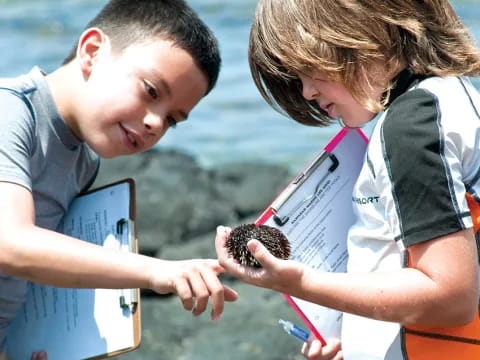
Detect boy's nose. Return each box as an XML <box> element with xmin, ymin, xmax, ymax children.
<box><xmin>300</xmin><ymin>76</ymin><xmax>319</xmax><ymax>101</ymax></box>
<box><xmin>143</xmin><ymin>113</ymin><xmax>162</xmax><ymax>135</ymax></box>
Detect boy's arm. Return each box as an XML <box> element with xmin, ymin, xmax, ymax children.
<box><xmin>0</xmin><ymin>182</ymin><xmax>237</xmax><ymax>319</ymax></box>
<box><xmin>216</xmin><ymin>226</ymin><xmax>478</xmax><ymax>327</ymax></box>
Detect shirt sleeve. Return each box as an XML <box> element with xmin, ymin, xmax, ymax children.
<box><xmin>381</xmin><ymin>89</ymin><xmax>469</xmax><ymax>247</ymax></box>
<box><xmin>0</xmin><ymin>90</ymin><xmax>36</xmax><ymax>191</ymax></box>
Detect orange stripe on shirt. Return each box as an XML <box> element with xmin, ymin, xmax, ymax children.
<box><xmin>403</xmin><ymin>193</ymin><xmax>480</xmax><ymax>359</ymax></box>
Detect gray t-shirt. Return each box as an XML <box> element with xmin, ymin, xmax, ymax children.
<box><xmin>0</xmin><ymin>67</ymin><xmax>99</xmax><ymax>347</ymax></box>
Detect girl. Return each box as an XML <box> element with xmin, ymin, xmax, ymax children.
<box><xmin>215</xmin><ymin>0</ymin><xmax>480</xmax><ymax>359</ymax></box>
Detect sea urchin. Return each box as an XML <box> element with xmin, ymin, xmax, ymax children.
<box><xmin>226</xmin><ymin>224</ymin><xmax>291</xmax><ymax>268</ymax></box>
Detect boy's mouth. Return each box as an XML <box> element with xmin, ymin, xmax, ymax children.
<box><xmin>126</xmin><ymin>132</ymin><xmax>137</xmax><ymax>147</ymax></box>
<box><xmin>119</xmin><ymin>124</ymin><xmax>141</xmax><ymax>149</ymax></box>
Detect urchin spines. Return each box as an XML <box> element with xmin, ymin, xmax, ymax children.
<box><xmin>226</xmin><ymin>224</ymin><xmax>291</xmax><ymax>268</ymax></box>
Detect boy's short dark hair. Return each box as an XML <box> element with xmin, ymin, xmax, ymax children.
<box><xmin>64</xmin><ymin>0</ymin><xmax>220</xmax><ymax>95</ymax></box>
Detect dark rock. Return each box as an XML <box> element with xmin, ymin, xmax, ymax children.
<box><xmin>93</xmin><ymin>149</ymin><xmax>291</xmax><ymax>253</ymax></box>
<box><xmin>211</xmin><ymin>162</ymin><xmax>290</xmax><ymax>218</ymax></box>
<box><xmin>93</xmin><ymin>150</ymin><xmax>239</xmax><ymax>250</ymax></box>
<box><xmin>157</xmin><ymin>215</ymin><xmax>258</xmax><ymax>261</ymax></box>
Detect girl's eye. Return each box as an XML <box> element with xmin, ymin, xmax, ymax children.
<box><xmin>167</xmin><ymin>116</ymin><xmax>177</xmax><ymax>128</ymax></box>
<box><xmin>144</xmin><ymin>81</ymin><xmax>158</xmax><ymax>99</ymax></box>
<box><xmin>312</xmin><ymin>74</ymin><xmax>329</xmax><ymax>82</ymax></box>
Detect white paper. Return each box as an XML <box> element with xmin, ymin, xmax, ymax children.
<box><xmin>263</xmin><ymin>129</ymin><xmax>367</xmax><ymax>341</ymax></box>
<box><xmin>6</xmin><ymin>181</ymin><xmax>136</xmax><ymax>360</ymax></box>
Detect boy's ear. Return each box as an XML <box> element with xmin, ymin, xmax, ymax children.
<box><xmin>77</xmin><ymin>28</ymin><xmax>110</xmax><ymax>78</ymax></box>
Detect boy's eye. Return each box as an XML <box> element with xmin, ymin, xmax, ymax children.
<box><xmin>167</xmin><ymin>116</ymin><xmax>177</xmax><ymax>128</ymax></box>
<box><xmin>144</xmin><ymin>81</ymin><xmax>158</xmax><ymax>99</ymax></box>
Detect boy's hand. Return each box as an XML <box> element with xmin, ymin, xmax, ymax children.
<box><xmin>0</xmin><ymin>351</ymin><xmax>47</xmax><ymax>360</ymax></box>
<box><xmin>215</xmin><ymin>225</ymin><xmax>307</xmax><ymax>295</ymax></box>
<box><xmin>31</xmin><ymin>351</ymin><xmax>47</xmax><ymax>360</ymax></box>
<box><xmin>301</xmin><ymin>336</ymin><xmax>342</xmax><ymax>360</ymax></box>
<box><xmin>149</xmin><ymin>258</ymin><xmax>238</xmax><ymax>320</ymax></box>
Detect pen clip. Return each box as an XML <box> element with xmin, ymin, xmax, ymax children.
<box><xmin>272</xmin><ymin>152</ymin><xmax>339</xmax><ymax>226</ymax></box>
<box><xmin>116</xmin><ymin>218</ymin><xmax>139</xmax><ymax>312</ymax></box>
<box><xmin>117</xmin><ymin>218</ymin><xmax>135</xmax><ymax>253</ymax></box>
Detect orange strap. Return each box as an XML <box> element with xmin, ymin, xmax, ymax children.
<box><xmin>466</xmin><ymin>193</ymin><xmax>480</xmax><ymax>233</ymax></box>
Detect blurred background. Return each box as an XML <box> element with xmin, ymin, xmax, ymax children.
<box><xmin>1</xmin><ymin>0</ymin><xmax>478</xmax><ymax>174</ymax></box>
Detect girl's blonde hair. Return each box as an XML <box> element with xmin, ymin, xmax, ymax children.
<box><xmin>248</xmin><ymin>0</ymin><xmax>480</xmax><ymax>126</ymax></box>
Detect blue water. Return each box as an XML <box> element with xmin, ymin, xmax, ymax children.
<box><xmin>1</xmin><ymin>0</ymin><xmax>479</xmax><ymax>172</ymax></box>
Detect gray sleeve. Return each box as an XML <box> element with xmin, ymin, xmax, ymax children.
<box><xmin>0</xmin><ymin>91</ymin><xmax>36</xmax><ymax>191</ymax></box>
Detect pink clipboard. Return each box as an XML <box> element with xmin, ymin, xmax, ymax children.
<box><xmin>255</xmin><ymin>127</ymin><xmax>368</xmax><ymax>345</ymax></box>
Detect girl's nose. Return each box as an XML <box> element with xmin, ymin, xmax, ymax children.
<box><xmin>300</xmin><ymin>75</ymin><xmax>319</xmax><ymax>101</ymax></box>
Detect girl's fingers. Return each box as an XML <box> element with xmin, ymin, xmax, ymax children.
<box><xmin>215</xmin><ymin>226</ymin><xmax>232</xmax><ymax>262</ymax></box>
<box><xmin>246</xmin><ymin>239</ymin><xmax>278</xmax><ymax>269</ymax></box>
<box><xmin>301</xmin><ymin>339</ymin><xmax>322</xmax><ymax>358</ymax></box>
<box><xmin>301</xmin><ymin>338</ymin><xmax>342</xmax><ymax>360</ymax></box>
<box><xmin>322</xmin><ymin>339</ymin><xmax>342</xmax><ymax>359</ymax></box>
<box><xmin>332</xmin><ymin>350</ymin><xmax>344</xmax><ymax>360</ymax></box>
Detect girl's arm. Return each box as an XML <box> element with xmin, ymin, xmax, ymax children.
<box><xmin>215</xmin><ymin>225</ymin><xmax>478</xmax><ymax>327</ymax></box>
<box><xmin>0</xmin><ymin>182</ymin><xmax>237</xmax><ymax>320</ymax></box>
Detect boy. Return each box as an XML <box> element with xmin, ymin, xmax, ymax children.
<box><xmin>216</xmin><ymin>0</ymin><xmax>480</xmax><ymax>359</ymax></box>
<box><xmin>0</xmin><ymin>0</ymin><xmax>238</xmax><ymax>355</ymax></box>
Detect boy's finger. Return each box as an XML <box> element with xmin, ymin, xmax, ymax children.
<box><xmin>30</xmin><ymin>351</ymin><xmax>47</xmax><ymax>360</ymax></box>
<box><xmin>197</xmin><ymin>267</ymin><xmax>224</xmax><ymax>320</ymax></box>
<box><xmin>188</xmin><ymin>272</ymin><xmax>209</xmax><ymax>316</ymax></box>
<box><xmin>173</xmin><ymin>277</ymin><xmax>194</xmax><ymax>311</ymax></box>
<box><xmin>223</xmin><ymin>285</ymin><xmax>239</xmax><ymax>302</ymax></box>
<box><xmin>203</xmin><ymin>259</ymin><xmax>227</xmax><ymax>274</ymax></box>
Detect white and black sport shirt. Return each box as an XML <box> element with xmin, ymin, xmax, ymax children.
<box><xmin>342</xmin><ymin>70</ymin><xmax>480</xmax><ymax>360</ymax></box>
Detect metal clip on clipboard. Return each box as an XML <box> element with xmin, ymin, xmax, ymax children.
<box><xmin>271</xmin><ymin>151</ymin><xmax>339</xmax><ymax>226</ymax></box>
<box><xmin>116</xmin><ymin>218</ymin><xmax>139</xmax><ymax>312</ymax></box>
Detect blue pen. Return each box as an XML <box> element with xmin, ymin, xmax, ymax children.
<box><xmin>278</xmin><ymin>319</ymin><xmax>310</xmax><ymax>343</ymax></box>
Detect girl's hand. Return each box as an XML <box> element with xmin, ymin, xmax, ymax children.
<box><xmin>149</xmin><ymin>258</ymin><xmax>238</xmax><ymax>320</ymax></box>
<box><xmin>301</xmin><ymin>336</ymin><xmax>342</xmax><ymax>360</ymax></box>
<box><xmin>215</xmin><ymin>225</ymin><xmax>307</xmax><ymax>295</ymax></box>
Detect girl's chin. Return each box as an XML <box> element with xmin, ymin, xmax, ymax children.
<box><xmin>341</xmin><ymin>113</ymin><xmax>375</xmax><ymax>128</ymax></box>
